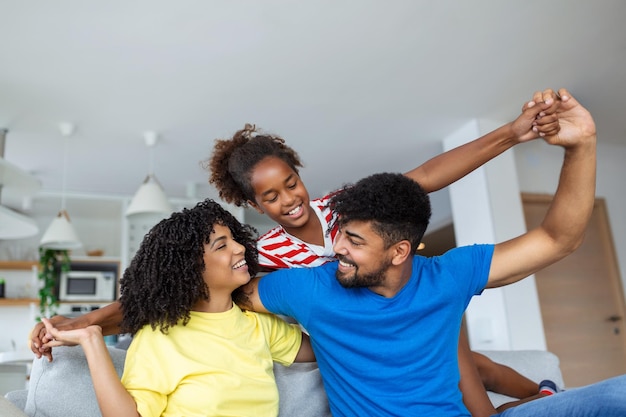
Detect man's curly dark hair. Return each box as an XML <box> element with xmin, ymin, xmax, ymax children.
<box><xmin>204</xmin><ymin>123</ymin><xmax>304</xmax><ymax>207</ymax></box>
<box><xmin>328</xmin><ymin>173</ymin><xmax>431</xmax><ymax>253</ymax></box>
<box><xmin>119</xmin><ymin>199</ymin><xmax>259</xmax><ymax>335</ymax></box>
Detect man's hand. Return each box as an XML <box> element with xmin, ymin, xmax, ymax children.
<box><xmin>512</xmin><ymin>88</ymin><xmax>561</xmax><ymax>142</ymax></box>
<box><xmin>542</xmin><ymin>88</ymin><xmax>596</xmax><ymax>148</ymax></box>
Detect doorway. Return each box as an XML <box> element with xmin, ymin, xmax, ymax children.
<box><xmin>522</xmin><ymin>193</ymin><xmax>626</xmax><ymax>386</ymax></box>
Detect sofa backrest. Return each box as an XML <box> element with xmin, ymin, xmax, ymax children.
<box><xmin>18</xmin><ymin>344</ymin><xmax>331</xmax><ymax>417</ymax></box>
<box><xmin>24</xmin><ymin>346</ymin><xmax>126</xmax><ymax>417</ymax></box>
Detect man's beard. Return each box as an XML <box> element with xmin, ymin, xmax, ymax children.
<box><xmin>335</xmin><ymin>255</ymin><xmax>392</xmax><ymax>288</ymax></box>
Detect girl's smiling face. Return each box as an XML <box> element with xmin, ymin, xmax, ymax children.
<box><xmin>247</xmin><ymin>156</ymin><xmax>312</xmax><ymax>231</ymax></box>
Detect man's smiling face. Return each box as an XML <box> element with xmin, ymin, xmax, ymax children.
<box><xmin>332</xmin><ymin>220</ymin><xmax>394</xmax><ymax>288</ymax></box>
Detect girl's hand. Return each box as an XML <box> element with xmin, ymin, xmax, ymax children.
<box><xmin>513</xmin><ymin>88</ymin><xmax>561</xmax><ymax>142</ymax></box>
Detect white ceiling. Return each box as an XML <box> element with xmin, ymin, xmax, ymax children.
<box><xmin>2</xmin><ymin>1</ymin><xmax>626</xmax><ymax>231</ymax></box>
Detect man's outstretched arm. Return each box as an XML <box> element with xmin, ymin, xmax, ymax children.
<box><xmin>488</xmin><ymin>88</ymin><xmax>597</xmax><ymax>287</ymax></box>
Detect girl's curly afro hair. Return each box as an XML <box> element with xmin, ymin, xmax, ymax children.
<box><xmin>328</xmin><ymin>172</ymin><xmax>431</xmax><ymax>253</ymax></box>
<box><xmin>204</xmin><ymin>123</ymin><xmax>303</xmax><ymax>207</ymax></box>
<box><xmin>119</xmin><ymin>199</ymin><xmax>259</xmax><ymax>335</ymax></box>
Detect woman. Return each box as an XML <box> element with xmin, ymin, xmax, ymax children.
<box><xmin>42</xmin><ymin>199</ymin><xmax>314</xmax><ymax>417</ymax></box>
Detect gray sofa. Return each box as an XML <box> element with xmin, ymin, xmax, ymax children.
<box><xmin>3</xmin><ymin>346</ymin><xmax>563</xmax><ymax>417</ymax></box>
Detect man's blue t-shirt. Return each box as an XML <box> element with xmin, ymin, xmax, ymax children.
<box><xmin>258</xmin><ymin>244</ymin><xmax>494</xmax><ymax>417</ymax></box>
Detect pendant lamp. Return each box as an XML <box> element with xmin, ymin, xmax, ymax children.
<box><xmin>125</xmin><ymin>131</ymin><xmax>173</xmax><ymax>216</ymax></box>
<box><xmin>40</xmin><ymin>122</ymin><xmax>82</xmax><ymax>250</ymax></box>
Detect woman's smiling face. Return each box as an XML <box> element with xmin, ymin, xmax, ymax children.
<box><xmin>202</xmin><ymin>224</ymin><xmax>250</xmax><ymax>294</ymax></box>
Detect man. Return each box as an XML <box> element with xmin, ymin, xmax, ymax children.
<box><xmin>33</xmin><ymin>89</ymin><xmax>625</xmax><ymax>416</ymax></box>
<box><xmin>236</xmin><ymin>89</ymin><xmax>625</xmax><ymax>416</ymax></box>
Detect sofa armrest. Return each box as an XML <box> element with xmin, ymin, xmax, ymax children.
<box><xmin>478</xmin><ymin>350</ymin><xmax>564</xmax><ymax>408</ymax></box>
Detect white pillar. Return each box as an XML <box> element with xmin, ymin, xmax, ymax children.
<box><xmin>444</xmin><ymin>120</ymin><xmax>546</xmax><ymax>351</ymax></box>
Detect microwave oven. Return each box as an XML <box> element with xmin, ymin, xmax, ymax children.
<box><xmin>59</xmin><ymin>270</ymin><xmax>117</xmax><ymax>302</ymax></box>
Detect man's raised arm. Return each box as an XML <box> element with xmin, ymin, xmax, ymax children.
<box><xmin>488</xmin><ymin>88</ymin><xmax>597</xmax><ymax>287</ymax></box>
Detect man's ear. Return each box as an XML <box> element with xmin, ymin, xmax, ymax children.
<box><xmin>247</xmin><ymin>200</ymin><xmax>264</xmax><ymax>214</ymax></box>
<box><xmin>391</xmin><ymin>240</ymin><xmax>412</xmax><ymax>265</ymax></box>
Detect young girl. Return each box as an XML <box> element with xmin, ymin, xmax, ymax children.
<box><xmin>41</xmin><ymin>199</ymin><xmax>315</xmax><ymax>417</ymax></box>
<box><xmin>205</xmin><ymin>90</ymin><xmax>561</xmax><ymax>416</ymax></box>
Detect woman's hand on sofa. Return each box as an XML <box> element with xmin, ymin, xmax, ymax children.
<box><xmin>31</xmin><ymin>313</ymin><xmax>99</xmax><ymax>361</ymax></box>
<box><xmin>30</xmin><ymin>315</ymin><xmax>70</xmax><ymax>361</ymax></box>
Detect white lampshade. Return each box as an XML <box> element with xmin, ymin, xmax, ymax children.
<box><xmin>126</xmin><ymin>174</ymin><xmax>173</xmax><ymax>216</ymax></box>
<box><xmin>0</xmin><ymin>205</ymin><xmax>39</xmax><ymax>239</ymax></box>
<box><xmin>40</xmin><ymin>210</ymin><xmax>82</xmax><ymax>250</ymax></box>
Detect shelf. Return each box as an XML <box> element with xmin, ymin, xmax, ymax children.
<box><xmin>0</xmin><ymin>258</ymin><xmax>121</xmax><ymax>270</ymax></box>
<box><xmin>0</xmin><ymin>298</ymin><xmax>38</xmax><ymax>306</ymax></box>
<box><xmin>0</xmin><ymin>261</ymin><xmax>38</xmax><ymax>270</ymax></box>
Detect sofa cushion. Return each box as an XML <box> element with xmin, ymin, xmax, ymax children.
<box><xmin>274</xmin><ymin>362</ymin><xmax>331</xmax><ymax>417</ymax></box>
<box><xmin>24</xmin><ymin>346</ymin><xmax>126</xmax><ymax>417</ymax></box>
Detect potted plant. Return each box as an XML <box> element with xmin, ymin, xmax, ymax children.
<box><xmin>37</xmin><ymin>248</ymin><xmax>71</xmax><ymax>320</ymax></box>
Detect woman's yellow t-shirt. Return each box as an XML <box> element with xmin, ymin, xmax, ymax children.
<box><xmin>121</xmin><ymin>305</ymin><xmax>302</xmax><ymax>417</ymax></box>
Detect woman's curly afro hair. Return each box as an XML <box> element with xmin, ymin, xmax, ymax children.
<box><xmin>204</xmin><ymin>123</ymin><xmax>303</xmax><ymax>207</ymax></box>
<box><xmin>328</xmin><ymin>173</ymin><xmax>431</xmax><ymax>253</ymax></box>
<box><xmin>119</xmin><ymin>199</ymin><xmax>259</xmax><ymax>335</ymax></box>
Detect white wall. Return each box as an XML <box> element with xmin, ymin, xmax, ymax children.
<box><xmin>514</xmin><ymin>140</ymin><xmax>626</xmax><ymax>299</ymax></box>
<box><xmin>0</xmin><ymin>305</ymin><xmax>38</xmax><ymax>352</ymax></box>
